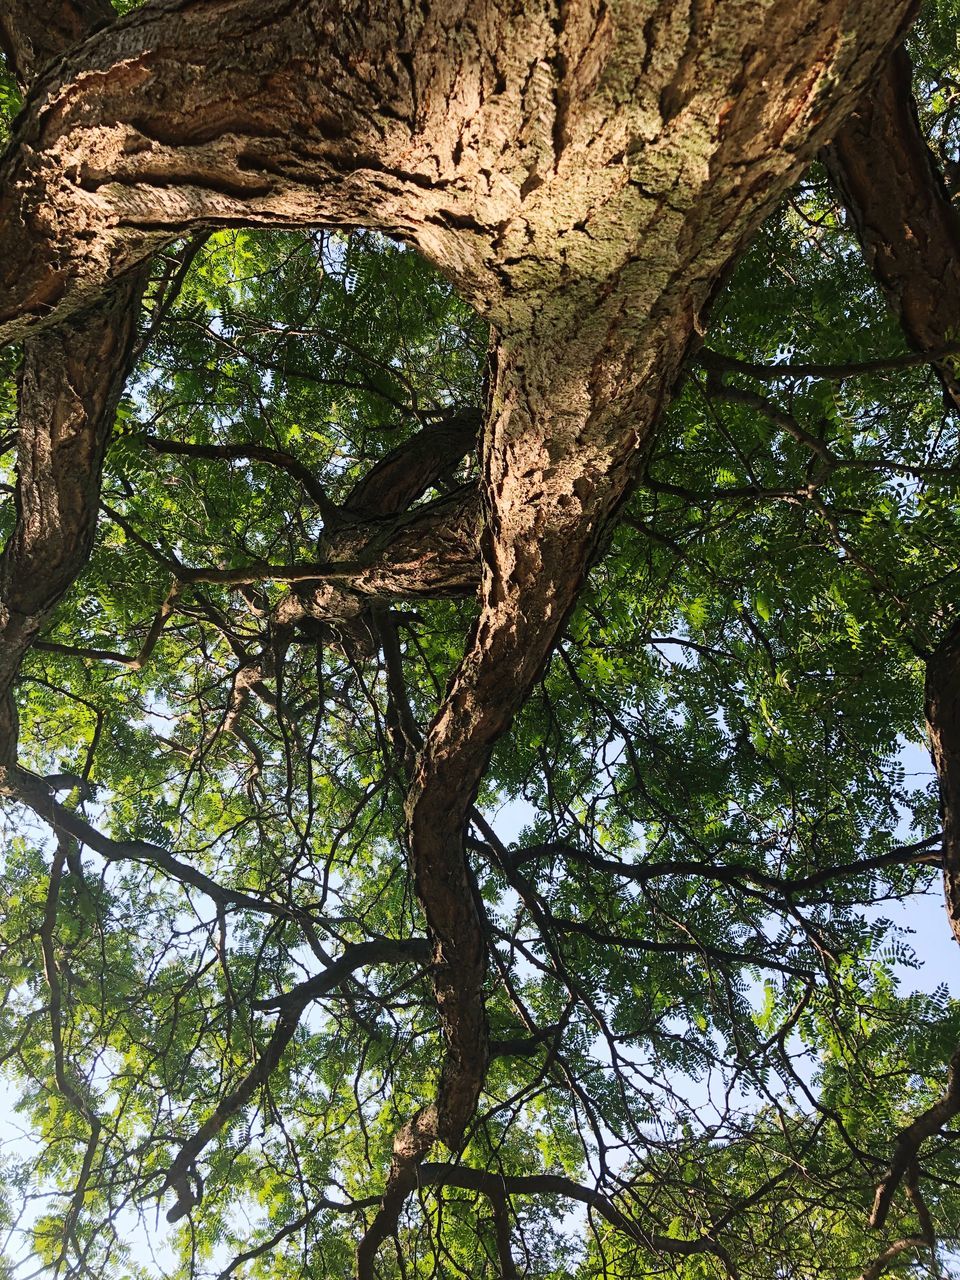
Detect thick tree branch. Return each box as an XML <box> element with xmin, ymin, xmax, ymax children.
<box><xmin>0</xmin><ymin>0</ymin><xmax>496</xmax><ymax>339</ymax></box>
<box><xmin>858</xmin><ymin>1237</ymin><xmax>929</xmax><ymax>1280</ymax></box>
<box><xmin>104</xmin><ymin>487</ymin><xmax>480</xmax><ymax>600</ymax></box>
<box><xmin>0</xmin><ymin>0</ymin><xmax>918</xmax><ymax>346</ymax></box>
<box><xmin>824</xmin><ymin>53</ymin><xmax>960</xmax><ymax>958</ymax></box>
<box><xmin>0</xmin><ymin>0</ymin><xmax>152</xmax><ymax>765</ymax></box>
<box><xmin>341</xmin><ymin>408</ymin><xmax>480</xmax><ymax>520</ymax></box>
<box><xmin>0</xmin><ymin>286</ymin><xmax>147</xmax><ymax>758</ymax></box>
<box><xmin>0</xmin><ymin>0</ymin><xmax>113</xmax><ymax>88</ymax></box>
<box><xmin>824</xmin><ymin>47</ymin><xmax>960</xmax><ymax>411</ymax></box>
<box><xmin>0</xmin><ymin>4</ymin><xmax>926</xmax><ymax>1274</ymax></box>
<box><xmin>357</xmin><ymin>4</ymin><xmax>921</xmax><ymax>1268</ymax></box>
<box><xmin>269</xmin><ymin>414</ymin><xmax>481</xmax><ymax>652</ymax></box>
<box><xmin>251</xmin><ymin>938</ymin><xmax>432</xmax><ymax>1013</ymax></box>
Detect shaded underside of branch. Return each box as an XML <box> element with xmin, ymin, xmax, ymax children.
<box><xmin>824</xmin><ymin>46</ymin><xmax>960</xmax><ymax>411</ymax></box>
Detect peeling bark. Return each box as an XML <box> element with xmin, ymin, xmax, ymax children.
<box><xmin>0</xmin><ymin>0</ymin><xmax>919</xmax><ymax>344</ymax></box>
<box><xmin>824</xmin><ymin>47</ymin><xmax>960</xmax><ymax>410</ymax></box>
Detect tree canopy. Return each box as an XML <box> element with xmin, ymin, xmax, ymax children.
<box><xmin>2</xmin><ymin>1</ymin><xmax>960</xmax><ymax>1278</ymax></box>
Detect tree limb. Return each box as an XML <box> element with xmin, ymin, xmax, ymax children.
<box><xmin>824</xmin><ymin>46</ymin><xmax>960</xmax><ymax>411</ymax></box>
<box><xmin>164</xmin><ymin>939</ymin><xmax>432</xmax><ymax>1222</ymax></box>
<box><xmin>870</xmin><ymin>1049</ymin><xmax>960</xmax><ymax>1229</ymax></box>
<box><xmin>416</xmin><ymin>1164</ymin><xmax>736</xmax><ymax>1273</ymax></box>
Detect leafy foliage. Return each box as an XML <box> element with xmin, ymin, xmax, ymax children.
<box><xmin>3</xmin><ymin>8</ymin><xmax>960</xmax><ymax>1280</ymax></box>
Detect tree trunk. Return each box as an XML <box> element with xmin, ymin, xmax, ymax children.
<box><xmin>0</xmin><ymin>0</ymin><xmax>923</xmax><ymax>1266</ymax></box>
<box><xmin>0</xmin><ymin>0</ymin><xmax>149</xmax><ymax>764</ymax></box>
<box><xmin>824</xmin><ymin>46</ymin><xmax>960</xmax><ymax>411</ymax></box>
<box><xmin>824</xmin><ymin>47</ymin><xmax>960</xmax><ymax>943</ymax></box>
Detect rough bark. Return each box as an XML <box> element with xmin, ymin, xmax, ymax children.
<box><xmin>0</xmin><ymin>0</ymin><xmax>113</xmax><ymax>88</ymax></box>
<box><xmin>0</xmin><ymin>0</ymin><xmax>150</xmax><ymax>766</ymax></box>
<box><xmin>0</xmin><ymin>287</ymin><xmax>141</xmax><ymax>664</ymax></box>
<box><xmin>823</xmin><ymin>47</ymin><xmax>960</xmax><ymax>410</ymax></box>
<box><xmin>280</xmin><ymin>489</ymin><xmax>480</xmax><ymax>611</ymax></box>
<box><xmin>0</xmin><ymin>0</ymin><xmax>917</xmax><ymax>345</ymax></box>
<box><xmin>0</xmin><ymin>0</ymin><xmax>923</xmax><ymax>1269</ymax></box>
<box><xmin>355</xmin><ymin>3</ymin><xmax>921</xmax><ymax>1263</ymax></box>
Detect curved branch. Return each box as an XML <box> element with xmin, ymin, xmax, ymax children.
<box><xmin>342</xmin><ymin>409</ymin><xmax>481</xmax><ymax>519</ymax></box>
<box><xmin>0</xmin><ymin>0</ymin><xmax>918</xmax><ymax>348</ymax></box>
<box><xmin>858</xmin><ymin>1238</ymin><xmax>930</xmax><ymax>1280</ymax></box>
<box><xmin>507</xmin><ymin>834</ymin><xmax>942</xmax><ymax>900</ymax></box>
<box><xmin>870</xmin><ymin>1048</ymin><xmax>960</xmax><ymax>1229</ymax></box>
<box><xmin>142</xmin><ymin>434</ymin><xmax>340</xmax><ymax>519</ymax></box>
<box><xmin>355</xmin><ymin>0</ymin><xmax>923</xmax><ymax>1264</ymax></box>
<box><xmin>0</xmin><ymin>0</ymin><xmax>113</xmax><ymax>87</ymax></box>
<box><xmin>251</xmin><ymin>938</ymin><xmax>432</xmax><ymax>1012</ymax></box>
<box><xmin>824</xmin><ymin>46</ymin><xmax>960</xmax><ymax>410</ymax></box>
<box><xmin>0</xmin><ymin>0</ymin><xmax>499</xmax><ymax>342</ymax></box>
<box><xmin>0</xmin><ymin>5</ymin><xmax>924</xmax><ymax>1276</ymax></box>
<box><xmin>416</xmin><ymin>1164</ymin><xmax>735</xmax><ymax>1272</ymax></box>
<box><xmin>0</xmin><ymin>765</ymin><xmax>300</xmax><ymax>920</ymax></box>
<box><xmin>164</xmin><ymin>939</ymin><xmax>432</xmax><ymax>1222</ymax></box>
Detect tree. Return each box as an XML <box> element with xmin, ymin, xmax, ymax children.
<box><xmin>2</xmin><ymin>0</ymin><xmax>960</xmax><ymax>1276</ymax></box>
